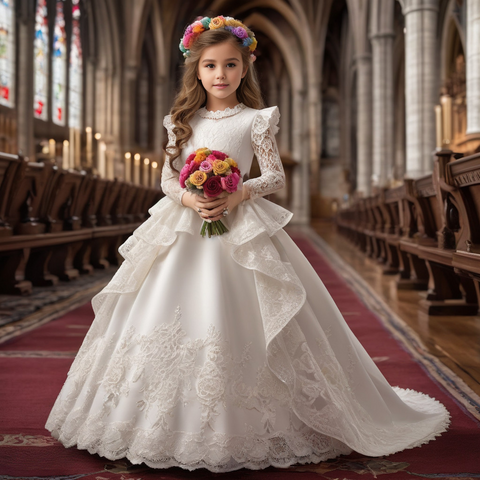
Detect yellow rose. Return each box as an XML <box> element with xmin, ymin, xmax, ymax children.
<box><xmin>249</xmin><ymin>37</ymin><xmax>257</xmax><ymax>51</ymax></box>
<box><xmin>209</xmin><ymin>16</ymin><xmax>225</xmax><ymax>30</ymax></box>
<box><xmin>225</xmin><ymin>157</ymin><xmax>238</xmax><ymax>168</ymax></box>
<box><xmin>196</xmin><ymin>147</ymin><xmax>211</xmax><ymax>155</ymax></box>
<box><xmin>190</xmin><ymin>170</ymin><xmax>207</xmax><ymax>186</ymax></box>
<box><xmin>225</xmin><ymin>19</ymin><xmax>243</xmax><ymax>28</ymax></box>
<box><xmin>212</xmin><ymin>160</ymin><xmax>229</xmax><ymax>175</ymax></box>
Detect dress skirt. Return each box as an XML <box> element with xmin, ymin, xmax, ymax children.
<box><xmin>45</xmin><ymin>196</ymin><xmax>449</xmax><ymax>472</ymax></box>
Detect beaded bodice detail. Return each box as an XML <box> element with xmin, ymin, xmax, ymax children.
<box><xmin>161</xmin><ymin>105</ymin><xmax>285</xmax><ymax>205</ymax></box>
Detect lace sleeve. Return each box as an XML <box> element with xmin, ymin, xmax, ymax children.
<box><xmin>243</xmin><ymin>106</ymin><xmax>286</xmax><ymax>200</ymax></box>
<box><xmin>160</xmin><ymin>115</ymin><xmax>186</xmax><ymax>206</ymax></box>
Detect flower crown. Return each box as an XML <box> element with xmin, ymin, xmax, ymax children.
<box><xmin>179</xmin><ymin>16</ymin><xmax>258</xmax><ymax>61</ymax></box>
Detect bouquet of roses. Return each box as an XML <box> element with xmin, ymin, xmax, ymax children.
<box><xmin>179</xmin><ymin>147</ymin><xmax>241</xmax><ymax>237</ymax></box>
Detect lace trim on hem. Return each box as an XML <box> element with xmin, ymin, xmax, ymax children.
<box><xmin>47</xmin><ymin>424</ymin><xmax>351</xmax><ymax>473</ymax></box>
<box><xmin>196</xmin><ymin>103</ymin><xmax>246</xmax><ymax>119</ymax></box>
<box><xmin>88</xmin><ymin>446</ymin><xmax>346</xmax><ymax>473</ymax></box>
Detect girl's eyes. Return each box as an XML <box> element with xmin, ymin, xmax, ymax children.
<box><xmin>205</xmin><ymin>63</ymin><xmax>237</xmax><ymax>68</ymax></box>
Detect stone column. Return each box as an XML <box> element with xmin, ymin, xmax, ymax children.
<box><xmin>356</xmin><ymin>54</ymin><xmax>373</xmax><ymax>195</ymax></box>
<box><xmin>466</xmin><ymin>0</ymin><xmax>480</xmax><ymax>135</ymax></box>
<box><xmin>84</xmin><ymin>57</ymin><xmax>96</xmax><ymax>130</ymax></box>
<box><xmin>370</xmin><ymin>1</ymin><xmax>395</xmax><ymax>187</ymax></box>
<box><xmin>403</xmin><ymin>0</ymin><xmax>439</xmax><ymax>178</ymax></box>
<box><xmin>120</xmin><ymin>65</ymin><xmax>138</xmax><ymax>152</ymax></box>
<box><xmin>16</xmin><ymin>0</ymin><xmax>35</xmax><ymax>158</ymax></box>
<box><xmin>154</xmin><ymin>79</ymin><xmax>166</xmax><ymax>152</ymax></box>
<box><xmin>290</xmin><ymin>89</ymin><xmax>310</xmax><ymax>224</ymax></box>
<box><xmin>279</xmin><ymin>70</ymin><xmax>291</xmax><ymax>154</ymax></box>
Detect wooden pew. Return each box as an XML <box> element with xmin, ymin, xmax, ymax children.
<box><xmin>378</xmin><ymin>186</ymin><xmax>402</xmax><ymax>274</ymax></box>
<box><xmin>396</xmin><ymin>166</ymin><xmax>476</xmax><ymax>314</ymax></box>
<box><xmin>394</xmin><ymin>179</ymin><xmax>430</xmax><ymax>290</ymax></box>
<box><xmin>0</xmin><ymin>153</ymin><xmax>22</xmax><ymax>237</ymax></box>
<box><xmin>0</xmin><ymin>159</ymin><xmax>58</xmax><ymax>293</ymax></box>
<box><xmin>0</xmin><ymin>153</ymin><xmax>163</xmax><ymax>296</ymax></box>
<box><xmin>443</xmin><ymin>151</ymin><xmax>480</xmax><ymax>312</ymax></box>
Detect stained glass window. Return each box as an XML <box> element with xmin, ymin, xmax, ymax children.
<box><xmin>69</xmin><ymin>0</ymin><xmax>83</xmax><ymax>128</ymax></box>
<box><xmin>34</xmin><ymin>0</ymin><xmax>49</xmax><ymax>120</ymax></box>
<box><xmin>52</xmin><ymin>1</ymin><xmax>67</xmax><ymax>125</ymax></box>
<box><xmin>0</xmin><ymin>0</ymin><xmax>15</xmax><ymax>108</ymax></box>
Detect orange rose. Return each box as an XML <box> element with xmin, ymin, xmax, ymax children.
<box><xmin>194</xmin><ymin>153</ymin><xmax>207</xmax><ymax>163</ymax></box>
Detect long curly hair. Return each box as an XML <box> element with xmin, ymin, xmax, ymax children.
<box><xmin>165</xmin><ymin>28</ymin><xmax>264</xmax><ymax>172</ymax></box>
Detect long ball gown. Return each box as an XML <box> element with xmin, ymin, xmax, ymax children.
<box><xmin>46</xmin><ymin>103</ymin><xmax>449</xmax><ymax>472</ymax></box>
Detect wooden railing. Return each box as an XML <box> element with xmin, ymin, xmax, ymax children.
<box><xmin>0</xmin><ymin>152</ymin><xmax>163</xmax><ymax>295</ymax></box>
<box><xmin>336</xmin><ymin>150</ymin><xmax>480</xmax><ymax>316</ymax></box>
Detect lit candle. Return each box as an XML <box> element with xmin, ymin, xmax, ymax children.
<box><xmin>106</xmin><ymin>150</ymin><xmax>114</xmax><ymax>179</ymax></box>
<box><xmin>133</xmin><ymin>153</ymin><xmax>141</xmax><ymax>184</ymax></box>
<box><xmin>151</xmin><ymin>161</ymin><xmax>158</xmax><ymax>188</ymax></box>
<box><xmin>49</xmin><ymin>138</ymin><xmax>56</xmax><ymax>162</ymax></box>
<box><xmin>69</xmin><ymin>127</ymin><xmax>75</xmax><ymax>168</ymax></box>
<box><xmin>435</xmin><ymin>105</ymin><xmax>442</xmax><ymax>150</ymax></box>
<box><xmin>143</xmin><ymin>158</ymin><xmax>150</xmax><ymax>186</ymax></box>
<box><xmin>125</xmin><ymin>152</ymin><xmax>131</xmax><ymax>181</ymax></box>
<box><xmin>440</xmin><ymin>95</ymin><xmax>452</xmax><ymax>146</ymax></box>
<box><xmin>62</xmin><ymin>140</ymin><xmax>69</xmax><ymax>169</ymax></box>
<box><xmin>98</xmin><ymin>141</ymin><xmax>106</xmax><ymax>177</ymax></box>
<box><xmin>86</xmin><ymin>126</ymin><xmax>93</xmax><ymax>167</ymax></box>
<box><xmin>75</xmin><ymin>129</ymin><xmax>81</xmax><ymax>169</ymax></box>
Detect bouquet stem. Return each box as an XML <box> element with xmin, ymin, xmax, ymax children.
<box><xmin>200</xmin><ymin>220</ymin><xmax>229</xmax><ymax>238</ymax></box>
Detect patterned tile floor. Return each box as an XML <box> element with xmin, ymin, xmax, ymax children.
<box><xmin>0</xmin><ymin>267</ymin><xmax>116</xmax><ymax>345</ymax></box>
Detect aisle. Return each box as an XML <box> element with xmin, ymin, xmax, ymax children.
<box><xmin>0</xmin><ymin>229</ymin><xmax>479</xmax><ymax>479</ymax></box>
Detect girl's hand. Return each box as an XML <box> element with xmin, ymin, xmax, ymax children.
<box><xmin>203</xmin><ymin>189</ymin><xmax>245</xmax><ymax>222</ymax></box>
<box><xmin>181</xmin><ymin>192</ymin><xmax>228</xmax><ymax>222</ymax></box>
<box><xmin>181</xmin><ymin>189</ymin><xmax>246</xmax><ymax>222</ymax></box>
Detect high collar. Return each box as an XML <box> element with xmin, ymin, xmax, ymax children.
<box><xmin>197</xmin><ymin>103</ymin><xmax>246</xmax><ymax>119</ymax></box>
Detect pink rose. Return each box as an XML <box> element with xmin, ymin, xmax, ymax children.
<box><xmin>203</xmin><ymin>176</ymin><xmax>223</xmax><ymax>197</ymax></box>
<box><xmin>179</xmin><ymin>163</ymin><xmax>191</xmax><ymax>188</ymax></box>
<box><xmin>183</xmin><ymin>32</ymin><xmax>195</xmax><ymax>48</ymax></box>
<box><xmin>211</xmin><ymin>150</ymin><xmax>228</xmax><ymax>160</ymax></box>
<box><xmin>186</xmin><ymin>153</ymin><xmax>196</xmax><ymax>164</ymax></box>
<box><xmin>221</xmin><ymin>172</ymin><xmax>240</xmax><ymax>193</ymax></box>
<box><xmin>199</xmin><ymin>161</ymin><xmax>213</xmax><ymax>173</ymax></box>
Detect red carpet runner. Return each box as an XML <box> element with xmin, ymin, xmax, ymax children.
<box><xmin>1</xmin><ymin>232</ymin><xmax>479</xmax><ymax>479</ymax></box>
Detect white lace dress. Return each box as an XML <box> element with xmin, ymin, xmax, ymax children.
<box><xmin>45</xmin><ymin>103</ymin><xmax>449</xmax><ymax>472</ymax></box>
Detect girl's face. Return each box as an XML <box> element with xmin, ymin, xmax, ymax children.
<box><xmin>197</xmin><ymin>41</ymin><xmax>248</xmax><ymax>109</ymax></box>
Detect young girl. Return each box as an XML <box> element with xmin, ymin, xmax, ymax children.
<box><xmin>46</xmin><ymin>15</ymin><xmax>449</xmax><ymax>472</ymax></box>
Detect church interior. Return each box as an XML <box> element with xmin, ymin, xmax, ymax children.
<box><xmin>1</xmin><ymin>0</ymin><xmax>480</xmax><ymax>476</ymax></box>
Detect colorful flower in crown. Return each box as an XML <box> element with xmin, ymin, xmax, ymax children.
<box><xmin>179</xmin><ymin>15</ymin><xmax>258</xmax><ymax>60</ymax></box>
<box><xmin>209</xmin><ymin>15</ymin><xmax>226</xmax><ymax>29</ymax></box>
<box><xmin>225</xmin><ymin>18</ymin><xmax>243</xmax><ymax>28</ymax></box>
